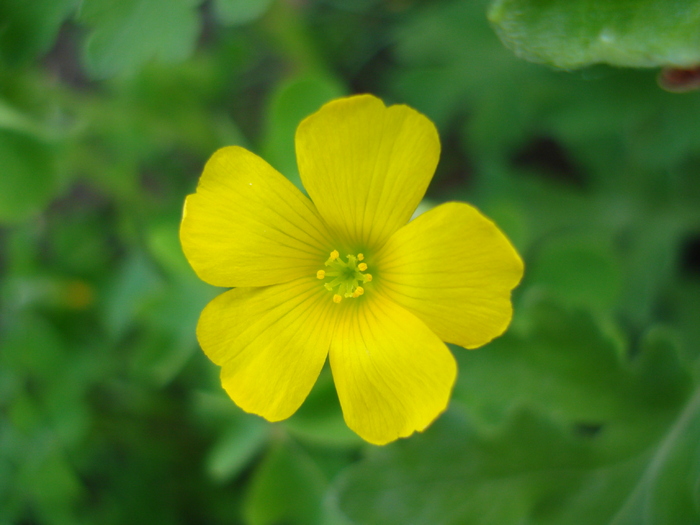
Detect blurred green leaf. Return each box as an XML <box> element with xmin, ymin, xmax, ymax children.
<box><xmin>244</xmin><ymin>439</ymin><xmax>326</xmax><ymax>525</ymax></box>
<box><xmin>262</xmin><ymin>73</ymin><xmax>345</xmax><ymax>189</ymax></box>
<box><xmin>284</xmin><ymin>368</ymin><xmax>363</xmax><ymax>448</ymax></box>
<box><xmin>0</xmin><ymin>129</ymin><xmax>58</xmax><ymax>224</ymax></box>
<box><xmin>529</xmin><ymin>234</ymin><xmax>621</xmax><ymax>311</ymax></box>
<box><xmin>101</xmin><ymin>251</ymin><xmax>164</xmax><ymax>339</ymax></box>
<box><xmin>489</xmin><ymin>0</ymin><xmax>700</xmax><ymax>69</ymax></box>
<box><xmin>206</xmin><ymin>415</ymin><xmax>268</xmax><ymax>483</ymax></box>
<box><xmin>213</xmin><ymin>0</ymin><xmax>274</xmax><ymax>26</ymax></box>
<box><xmin>0</xmin><ymin>0</ymin><xmax>76</xmax><ymax>66</ymax></box>
<box><xmin>79</xmin><ymin>0</ymin><xmax>201</xmax><ymax>79</ymax></box>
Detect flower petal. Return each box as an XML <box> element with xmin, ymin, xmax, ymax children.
<box><xmin>197</xmin><ymin>277</ymin><xmax>338</xmax><ymax>421</ymax></box>
<box><xmin>376</xmin><ymin>202</ymin><xmax>524</xmax><ymax>349</ymax></box>
<box><xmin>181</xmin><ymin>146</ymin><xmax>333</xmax><ymax>288</ymax></box>
<box><xmin>296</xmin><ymin>95</ymin><xmax>440</xmax><ymax>250</ymax></box>
<box><xmin>329</xmin><ymin>294</ymin><xmax>457</xmax><ymax>445</ymax></box>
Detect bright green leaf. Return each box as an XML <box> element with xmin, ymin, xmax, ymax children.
<box><xmin>489</xmin><ymin>0</ymin><xmax>700</xmax><ymax>69</ymax></box>
<box><xmin>79</xmin><ymin>0</ymin><xmax>201</xmax><ymax>79</ymax></box>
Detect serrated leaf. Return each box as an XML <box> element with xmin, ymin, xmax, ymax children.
<box><xmin>453</xmin><ymin>300</ymin><xmax>691</xmax><ymax>441</ymax></box>
<box><xmin>79</xmin><ymin>0</ymin><xmax>201</xmax><ymax>79</ymax></box>
<box><xmin>331</xmin><ymin>410</ymin><xmax>603</xmax><ymax>525</ymax></box>
<box><xmin>489</xmin><ymin>0</ymin><xmax>700</xmax><ymax>69</ymax></box>
<box><xmin>332</xmin><ymin>381</ymin><xmax>700</xmax><ymax>525</ymax></box>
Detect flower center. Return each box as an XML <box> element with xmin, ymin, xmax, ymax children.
<box><xmin>317</xmin><ymin>250</ymin><xmax>373</xmax><ymax>303</ymax></box>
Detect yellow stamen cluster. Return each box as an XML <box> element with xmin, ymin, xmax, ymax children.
<box><xmin>317</xmin><ymin>251</ymin><xmax>372</xmax><ymax>302</ymax></box>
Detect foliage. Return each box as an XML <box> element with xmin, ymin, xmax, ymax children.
<box><xmin>1</xmin><ymin>0</ymin><xmax>700</xmax><ymax>523</ymax></box>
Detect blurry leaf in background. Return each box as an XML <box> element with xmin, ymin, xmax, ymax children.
<box><xmin>0</xmin><ymin>0</ymin><xmax>76</xmax><ymax>66</ymax></box>
<box><xmin>261</xmin><ymin>73</ymin><xmax>345</xmax><ymax>189</ymax></box>
<box><xmin>0</xmin><ymin>129</ymin><xmax>58</xmax><ymax>223</ymax></box>
<box><xmin>206</xmin><ymin>413</ymin><xmax>268</xmax><ymax>483</ymax></box>
<box><xmin>489</xmin><ymin>0</ymin><xmax>700</xmax><ymax>69</ymax></box>
<box><xmin>78</xmin><ymin>0</ymin><xmax>201</xmax><ymax>79</ymax></box>
<box><xmin>213</xmin><ymin>0</ymin><xmax>274</xmax><ymax>26</ymax></box>
<box><xmin>244</xmin><ymin>439</ymin><xmax>327</xmax><ymax>525</ymax></box>
<box><xmin>529</xmin><ymin>233</ymin><xmax>621</xmax><ymax>312</ymax></box>
<box><xmin>284</xmin><ymin>367</ymin><xmax>363</xmax><ymax>448</ymax></box>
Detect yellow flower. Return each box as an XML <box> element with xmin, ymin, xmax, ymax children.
<box><xmin>180</xmin><ymin>94</ymin><xmax>523</xmax><ymax>445</ymax></box>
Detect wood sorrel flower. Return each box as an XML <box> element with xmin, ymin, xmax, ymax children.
<box><xmin>180</xmin><ymin>95</ymin><xmax>523</xmax><ymax>445</ymax></box>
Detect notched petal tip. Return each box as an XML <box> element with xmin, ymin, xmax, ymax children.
<box><xmin>296</xmin><ymin>93</ymin><xmax>441</xmax><ymax>249</ymax></box>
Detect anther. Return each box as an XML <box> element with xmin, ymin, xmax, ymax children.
<box><xmin>352</xmin><ymin>287</ymin><xmax>364</xmax><ymax>298</ymax></box>
<box><xmin>316</xmin><ymin>270</ymin><xmax>325</xmax><ymax>279</ymax></box>
<box><xmin>358</xmin><ymin>262</ymin><xmax>368</xmax><ymax>272</ymax></box>
<box><xmin>357</xmin><ymin>254</ymin><xmax>364</xmax><ymax>261</ymax></box>
<box><xmin>364</xmin><ymin>274</ymin><xmax>373</xmax><ymax>282</ymax></box>
<box><xmin>330</xmin><ymin>250</ymin><xmax>339</xmax><ymax>261</ymax></box>
<box><xmin>333</xmin><ymin>294</ymin><xmax>342</xmax><ymax>303</ymax></box>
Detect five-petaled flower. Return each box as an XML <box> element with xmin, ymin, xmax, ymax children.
<box><xmin>180</xmin><ymin>95</ymin><xmax>523</xmax><ymax>445</ymax></box>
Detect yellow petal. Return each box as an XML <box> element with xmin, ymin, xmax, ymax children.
<box><xmin>329</xmin><ymin>294</ymin><xmax>457</xmax><ymax>445</ymax></box>
<box><xmin>296</xmin><ymin>95</ymin><xmax>440</xmax><ymax>250</ymax></box>
<box><xmin>376</xmin><ymin>202</ymin><xmax>524</xmax><ymax>349</ymax></box>
<box><xmin>197</xmin><ymin>277</ymin><xmax>338</xmax><ymax>421</ymax></box>
<box><xmin>180</xmin><ymin>146</ymin><xmax>333</xmax><ymax>288</ymax></box>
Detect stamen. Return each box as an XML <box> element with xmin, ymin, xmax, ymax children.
<box><xmin>319</xmin><ymin>251</ymin><xmax>371</xmax><ymax>302</ymax></box>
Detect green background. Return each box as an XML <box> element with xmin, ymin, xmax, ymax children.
<box><xmin>2</xmin><ymin>0</ymin><xmax>700</xmax><ymax>523</ymax></box>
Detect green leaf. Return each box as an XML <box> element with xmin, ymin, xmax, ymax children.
<box><xmin>0</xmin><ymin>130</ymin><xmax>58</xmax><ymax>224</ymax></box>
<box><xmin>213</xmin><ymin>0</ymin><xmax>274</xmax><ymax>26</ymax></box>
<box><xmin>489</xmin><ymin>0</ymin><xmax>700</xmax><ymax>69</ymax></box>
<box><xmin>244</xmin><ymin>439</ymin><xmax>326</xmax><ymax>525</ymax></box>
<box><xmin>332</xmin><ymin>384</ymin><xmax>700</xmax><ymax>525</ymax></box>
<box><xmin>262</xmin><ymin>73</ymin><xmax>345</xmax><ymax>189</ymax></box>
<box><xmin>206</xmin><ymin>415</ymin><xmax>268</xmax><ymax>483</ymax></box>
<box><xmin>0</xmin><ymin>0</ymin><xmax>77</xmax><ymax>66</ymax></box>
<box><xmin>453</xmin><ymin>300</ymin><xmax>691</xmax><ymax>437</ymax></box>
<box><xmin>529</xmin><ymin>233</ymin><xmax>621</xmax><ymax>311</ymax></box>
<box><xmin>331</xmin><ymin>409</ymin><xmax>605</xmax><ymax>525</ymax></box>
<box><xmin>284</xmin><ymin>367</ymin><xmax>363</xmax><ymax>448</ymax></box>
<box><xmin>79</xmin><ymin>0</ymin><xmax>201</xmax><ymax>79</ymax></box>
